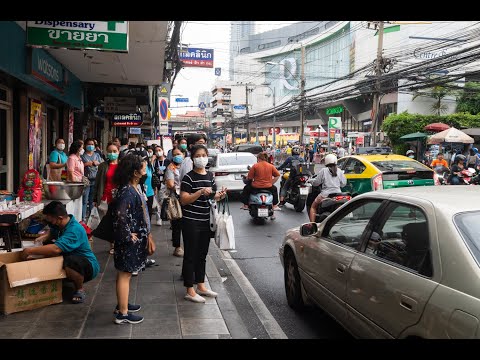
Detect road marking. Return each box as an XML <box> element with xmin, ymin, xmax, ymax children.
<box><xmin>221</xmin><ymin>250</ymin><xmax>288</xmax><ymax>339</ymax></box>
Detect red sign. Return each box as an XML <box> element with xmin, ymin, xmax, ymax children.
<box><xmin>269</xmin><ymin>127</ymin><xmax>280</xmax><ymax>135</ymax></box>
<box><xmin>356</xmin><ymin>136</ymin><xmax>364</xmax><ymax>145</ymax></box>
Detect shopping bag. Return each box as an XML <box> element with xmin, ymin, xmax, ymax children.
<box><xmin>152</xmin><ymin>195</ymin><xmax>160</xmax><ymax>210</ymax></box>
<box><xmin>223</xmin><ymin>195</ymin><xmax>235</xmax><ymax>250</ymax></box>
<box><xmin>215</xmin><ymin>196</ymin><xmax>234</xmax><ymax>250</ymax></box>
<box><xmin>98</xmin><ymin>200</ymin><xmax>109</xmax><ymax>218</ymax></box>
<box><xmin>87</xmin><ymin>207</ymin><xmax>101</xmax><ymax>231</ymax></box>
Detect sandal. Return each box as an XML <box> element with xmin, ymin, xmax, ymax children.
<box><xmin>72</xmin><ymin>289</ymin><xmax>86</xmax><ymax>304</ymax></box>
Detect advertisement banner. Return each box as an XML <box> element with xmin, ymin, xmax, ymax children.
<box><xmin>179</xmin><ymin>48</ymin><xmax>214</xmax><ymax>68</ymax></box>
<box><xmin>68</xmin><ymin>110</ymin><xmax>74</xmax><ymax>149</ymax></box>
<box><xmin>329</xmin><ymin>129</ymin><xmax>336</xmax><ymax>147</ymax></box>
<box><xmin>28</xmin><ymin>100</ymin><xmax>43</xmax><ymax>170</ymax></box>
<box><xmin>28</xmin><ymin>48</ymin><xmax>64</xmax><ymax>91</ymax></box>
<box><xmin>26</xmin><ymin>21</ymin><xmax>129</xmax><ymax>52</ymax></box>
<box><xmin>112</xmin><ymin>113</ymin><xmax>143</xmax><ymax>127</ymax></box>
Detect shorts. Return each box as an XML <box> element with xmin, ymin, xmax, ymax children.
<box><xmin>63</xmin><ymin>254</ymin><xmax>94</xmax><ymax>282</ymax></box>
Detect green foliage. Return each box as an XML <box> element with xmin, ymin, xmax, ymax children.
<box><xmin>412</xmin><ymin>84</ymin><xmax>457</xmax><ymax>116</ymax></box>
<box><xmin>456</xmin><ymin>82</ymin><xmax>480</xmax><ymax>114</ymax></box>
<box><xmin>381</xmin><ymin>111</ymin><xmax>480</xmax><ymax>146</ymax></box>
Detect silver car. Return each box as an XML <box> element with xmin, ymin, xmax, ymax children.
<box><xmin>210</xmin><ymin>152</ymin><xmax>257</xmax><ymax>192</ymax></box>
<box><xmin>279</xmin><ymin>186</ymin><xmax>480</xmax><ymax>338</ymax></box>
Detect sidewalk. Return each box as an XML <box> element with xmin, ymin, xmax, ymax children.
<box><xmin>0</xmin><ymin>222</ymin><xmax>250</xmax><ymax>339</ymax></box>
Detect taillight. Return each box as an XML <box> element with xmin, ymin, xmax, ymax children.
<box><xmin>372</xmin><ymin>174</ymin><xmax>383</xmax><ymax>191</ymax></box>
<box><xmin>300</xmin><ymin>177</ymin><xmax>306</xmax><ymax>182</ymax></box>
<box><xmin>215</xmin><ymin>172</ymin><xmax>229</xmax><ymax>176</ymax></box>
<box><xmin>260</xmin><ymin>195</ymin><xmax>267</xmax><ymax>203</ymax></box>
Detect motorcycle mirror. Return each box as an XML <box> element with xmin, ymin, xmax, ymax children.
<box><xmin>247</xmin><ymin>165</ymin><xmax>251</xmax><ymax>170</ymax></box>
<box><xmin>300</xmin><ymin>222</ymin><xmax>318</xmax><ymax>237</ymax></box>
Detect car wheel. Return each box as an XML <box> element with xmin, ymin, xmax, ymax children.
<box><xmin>284</xmin><ymin>251</ymin><xmax>305</xmax><ymax>310</ymax></box>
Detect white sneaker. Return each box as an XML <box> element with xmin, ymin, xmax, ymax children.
<box><xmin>155</xmin><ymin>219</ymin><xmax>162</xmax><ymax>226</ymax></box>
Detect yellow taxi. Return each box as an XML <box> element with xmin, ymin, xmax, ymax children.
<box><xmin>337</xmin><ymin>147</ymin><xmax>435</xmax><ymax>196</ymax></box>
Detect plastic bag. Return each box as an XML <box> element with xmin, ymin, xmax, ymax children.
<box><xmin>215</xmin><ymin>195</ymin><xmax>235</xmax><ymax>250</ymax></box>
<box><xmin>152</xmin><ymin>194</ymin><xmax>159</xmax><ymax>210</ymax></box>
<box><xmin>87</xmin><ymin>207</ymin><xmax>101</xmax><ymax>230</ymax></box>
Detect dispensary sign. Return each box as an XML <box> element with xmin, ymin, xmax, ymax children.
<box><xmin>26</xmin><ymin>21</ymin><xmax>129</xmax><ymax>52</ymax></box>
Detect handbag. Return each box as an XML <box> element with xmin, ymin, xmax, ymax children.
<box><xmin>166</xmin><ymin>193</ymin><xmax>182</xmax><ymax>221</ymax></box>
<box><xmin>209</xmin><ymin>199</ymin><xmax>219</xmax><ymax>233</ymax></box>
<box><xmin>92</xmin><ymin>199</ymin><xmax>115</xmax><ymax>243</ymax></box>
<box><xmin>151</xmin><ymin>172</ymin><xmax>161</xmax><ymax>189</ymax></box>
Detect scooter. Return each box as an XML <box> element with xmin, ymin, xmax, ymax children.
<box><xmin>433</xmin><ymin>166</ymin><xmax>450</xmax><ymax>185</ymax></box>
<box><xmin>315</xmin><ymin>193</ymin><xmax>352</xmax><ymax>223</ymax></box>
<box><xmin>248</xmin><ymin>190</ymin><xmax>275</xmax><ymax>224</ymax></box>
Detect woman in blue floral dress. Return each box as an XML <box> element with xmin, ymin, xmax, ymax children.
<box><xmin>112</xmin><ymin>154</ymin><xmax>150</xmax><ymax>324</ymax></box>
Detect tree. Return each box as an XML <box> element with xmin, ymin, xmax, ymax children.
<box><xmin>412</xmin><ymin>84</ymin><xmax>457</xmax><ymax>116</ymax></box>
<box><xmin>456</xmin><ymin>82</ymin><xmax>480</xmax><ymax>114</ymax></box>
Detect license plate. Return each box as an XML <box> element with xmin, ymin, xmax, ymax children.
<box><xmin>258</xmin><ymin>208</ymin><xmax>269</xmax><ymax>217</ymax></box>
<box><xmin>235</xmin><ymin>174</ymin><xmax>244</xmax><ymax>180</ymax></box>
<box><xmin>300</xmin><ymin>187</ymin><xmax>309</xmax><ymax>195</ymax></box>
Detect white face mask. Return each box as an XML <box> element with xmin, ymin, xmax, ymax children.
<box><xmin>57</xmin><ymin>143</ymin><xmax>65</xmax><ymax>151</ymax></box>
<box><xmin>193</xmin><ymin>157</ymin><xmax>209</xmax><ymax>168</ymax></box>
<box><xmin>408</xmin><ymin>155</ymin><xmax>414</xmax><ymax>159</ymax></box>
<box><xmin>157</xmin><ymin>151</ymin><xmax>163</xmax><ymax>157</ymax></box>
<box><xmin>79</xmin><ymin>148</ymin><xmax>85</xmax><ymax>156</ymax></box>
<box><xmin>147</xmin><ymin>152</ymin><xmax>153</xmax><ymax>157</ymax></box>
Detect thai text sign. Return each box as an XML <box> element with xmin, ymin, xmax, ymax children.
<box><xmin>179</xmin><ymin>48</ymin><xmax>214</xmax><ymax>68</ymax></box>
<box><xmin>112</xmin><ymin>113</ymin><xmax>143</xmax><ymax>127</ymax></box>
<box><xmin>326</xmin><ymin>106</ymin><xmax>343</xmax><ymax>115</ymax></box>
<box><xmin>28</xmin><ymin>48</ymin><xmax>64</xmax><ymax>91</ymax></box>
<box><xmin>26</xmin><ymin>21</ymin><xmax>129</xmax><ymax>52</ymax></box>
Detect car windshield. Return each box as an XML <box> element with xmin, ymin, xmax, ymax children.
<box><xmin>454</xmin><ymin>211</ymin><xmax>480</xmax><ymax>265</ymax></box>
<box><xmin>371</xmin><ymin>160</ymin><xmax>430</xmax><ymax>172</ymax></box>
<box><xmin>218</xmin><ymin>154</ymin><xmax>256</xmax><ymax>166</ymax></box>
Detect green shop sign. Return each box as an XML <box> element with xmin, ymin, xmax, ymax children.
<box><xmin>26</xmin><ymin>21</ymin><xmax>129</xmax><ymax>52</ymax></box>
<box><xmin>326</xmin><ymin>105</ymin><xmax>344</xmax><ymax>115</ymax></box>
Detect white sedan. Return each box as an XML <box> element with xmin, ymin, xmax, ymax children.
<box><xmin>209</xmin><ymin>152</ymin><xmax>257</xmax><ymax>192</ymax></box>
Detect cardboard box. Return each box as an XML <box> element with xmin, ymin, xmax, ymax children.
<box><xmin>0</xmin><ymin>252</ymin><xmax>66</xmax><ymax>315</ymax></box>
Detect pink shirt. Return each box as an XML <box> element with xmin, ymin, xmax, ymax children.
<box><xmin>67</xmin><ymin>154</ymin><xmax>84</xmax><ymax>182</ymax></box>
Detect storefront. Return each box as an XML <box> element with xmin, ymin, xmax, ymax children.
<box><xmin>0</xmin><ymin>22</ymin><xmax>83</xmax><ymax>192</ymax></box>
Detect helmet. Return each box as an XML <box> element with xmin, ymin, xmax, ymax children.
<box><xmin>455</xmin><ymin>154</ymin><xmax>467</xmax><ymax>163</ymax></box>
<box><xmin>406</xmin><ymin>150</ymin><xmax>415</xmax><ymax>156</ymax></box>
<box><xmin>473</xmin><ymin>147</ymin><xmax>479</xmax><ymax>154</ymax></box>
<box><xmin>292</xmin><ymin>146</ymin><xmax>301</xmax><ymax>155</ymax></box>
<box><xmin>324</xmin><ymin>154</ymin><xmax>338</xmax><ymax>166</ymax></box>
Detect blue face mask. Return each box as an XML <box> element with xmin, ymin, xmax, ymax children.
<box><xmin>173</xmin><ymin>155</ymin><xmax>184</xmax><ymax>164</ymax></box>
<box><xmin>86</xmin><ymin>145</ymin><xmax>95</xmax><ymax>152</ymax></box>
<box><xmin>158</xmin><ymin>165</ymin><xmax>166</xmax><ymax>171</ymax></box>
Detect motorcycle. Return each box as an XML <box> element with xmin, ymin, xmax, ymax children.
<box><xmin>279</xmin><ymin>166</ymin><xmax>312</xmax><ymax>212</ymax></box>
<box><xmin>433</xmin><ymin>166</ymin><xmax>450</xmax><ymax>185</ymax></box>
<box><xmin>449</xmin><ymin>167</ymin><xmax>477</xmax><ymax>185</ymax></box>
<box><xmin>315</xmin><ymin>193</ymin><xmax>352</xmax><ymax>222</ymax></box>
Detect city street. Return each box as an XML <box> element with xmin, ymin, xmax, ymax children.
<box><xmin>223</xmin><ymin>190</ymin><xmax>351</xmax><ymax>339</ymax></box>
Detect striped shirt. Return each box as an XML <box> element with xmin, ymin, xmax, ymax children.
<box><xmin>181</xmin><ymin>170</ymin><xmax>216</xmax><ymax>222</ymax></box>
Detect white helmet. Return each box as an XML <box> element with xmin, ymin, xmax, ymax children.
<box><xmin>324</xmin><ymin>154</ymin><xmax>338</xmax><ymax>166</ymax></box>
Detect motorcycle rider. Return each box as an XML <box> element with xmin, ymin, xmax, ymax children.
<box><xmin>277</xmin><ymin>145</ymin><xmax>305</xmax><ymax>206</ymax></box>
<box><xmin>240</xmin><ymin>152</ymin><xmax>280</xmax><ymax>210</ymax></box>
<box><xmin>430</xmin><ymin>152</ymin><xmax>449</xmax><ymax>170</ymax></box>
<box><xmin>406</xmin><ymin>150</ymin><xmax>415</xmax><ymax>159</ymax></box>
<box><xmin>309</xmin><ymin>154</ymin><xmax>347</xmax><ymax>222</ymax></box>
<box><xmin>449</xmin><ymin>154</ymin><xmax>466</xmax><ymax>185</ymax></box>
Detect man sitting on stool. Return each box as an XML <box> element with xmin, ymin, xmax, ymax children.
<box><xmin>21</xmin><ymin>201</ymin><xmax>100</xmax><ymax>304</ymax></box>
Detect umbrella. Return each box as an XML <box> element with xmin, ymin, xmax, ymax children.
<box><xmin>428</xmin><ymin>127</ymin><xmax>474</xmax><ymax>144</ymax></box>
<box><xmin>424</xmin><ymin>122</ymin><xmax>450</xmax><ymax>132</ymax></box>
<box><xmin>461</xmin><ymin>128</ymin><xmax>480</xmax><ymax>136</ymax></box>
<box><xmin>400</xmin><ymin>132</ymin><xmax>428</xmax><ymax>141</ymax></box>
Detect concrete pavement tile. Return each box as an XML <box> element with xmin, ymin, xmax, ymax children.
<box><xmin>139</xmin><ymin>304</ymin><xmax>178</xmax><ymax>320</ymax></box>
<box><xmin>219</xmin><ymin>310</ymin><xmax>251</xmax><ymax>339</ymax></box>
<box><xmin>0</xmin><ymin>323</ymin><xmax>34</xmax><ymax>338</ymax></box>
<box><xmin>175</xmin><ymin>292</ymin><xmax>217</xmax><ymax>305</ymax></box>
<box><xmin>182</xmin><ymin>334</ymin><xmax>219</xmax><ymax>339</ymax></box>
<box><xmin>136</xmin><ymin>282</ymin><xmax>176</xmax><ymax>304</ymax></box>
<box><xmin>81</xmin><ymin>304</ymin><xmax>132</xmax><ymax>338</ymax></box>
<box><xmin>180</xmin><ymin>318</ymin><xmax>229</xmax><ymax>336</ymax></box>
<box><xmin>40</xmin><ymin>303</ymin><xmax>90</xmax><ymax>321</ymax></box>
<box><xmin>178</xmin><ymin>304</ymin><xmax>222</xmax><ymax>319</ymax></box>
<box><xmin>131</xmin><ymin>319</ymin><xmax>181</xmax><ymax>338</ymax></box>
<box><xmin>219</xmin><ymin>334</ymin><xmax>233</xmax><ymax>339</ymax></box>
<box><xmin>137</xmin><ymin>270</ymin><xmax>173</xmax><ymax>282</ymax></box>
<box><xmin>133</xmin><ymin>334</ymin><xmax>182</xmax><ymax>339</ymax></box>
<box><xmin>0</xmin><ymin>307</ymin><xmax>45</xmax><ymax>323</ymax></box>
<box><xmin>28</xmin><ymin>320</ymin><xmax>84</xmax><ymax>338</ymax></box>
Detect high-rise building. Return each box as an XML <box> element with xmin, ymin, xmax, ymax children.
<box><xmin>197</xmin><ymin>91</ymin><xmax>211</xmax><ymax>107</ymax></box>
<box><xmin>229</xmin><ymin>21</ymin><xmax>255</xmax><ymax>80</ymax></box>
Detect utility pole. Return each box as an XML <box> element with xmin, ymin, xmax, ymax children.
<box><xmin>299</xmin><ymin>44</ymin><xmax>306</xmax><ymax>146</ymax></box>
<box><xmin>370</xmin><ymin>21</ymin><xmax>384</xmax><ymax>146</ymax></box>
<box><xmin>272</xmin><ymin>86</ymin><xmax>276</xmax><ymax>162</ymax></box>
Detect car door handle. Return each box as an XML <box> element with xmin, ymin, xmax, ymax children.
<box><xmin>336</xmin><ymin>263</ymin><xmax>347</xmax><ymax>273</ymax></box>
<box><xmin>400</xmin><ymin>294</ymin><xmax>418</xmax><ymax>312</ymax></box>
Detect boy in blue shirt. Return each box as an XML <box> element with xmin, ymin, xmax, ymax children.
<box><xmin>22</xmin><ymin>201</ymin><xmax>100</xmax><ymax>304</ymax></box>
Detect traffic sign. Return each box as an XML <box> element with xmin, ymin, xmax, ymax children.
<box><xmin>159</xmin><ymin>83</ymin><xmax>170</xmax><ymax>97</ymax></box>
<box><xmin>175</xmin><ymin>98</ymin><xmax>189</xmax><ymax>102</ymax></box>
<box><xmin>215</xmin><ymin>68</ymin><xmax>221</xmax><ymax>76</ymax></box>
<box><xmin>198</xmin><ymin>102</ymin><xmax>206</xmax><ymax>110</ymax></box>
<box><xmin>159</xmin><ymin>98</ymin><xmax>168</xmax><ymax>120</ymax></box>
<box><xmin>129</xmin><ymin>128</ymin><xmax>142</xmax><ymax>134</ymax></box>
<box><xmin>159</xmin><ymin>122</ymin><xmax>169</xmax><ymax>135</ymax></box>
<box><xmin>233</xmin><ymin>105</ymin><xmax>246</xmax><ymax>110</ymax></box>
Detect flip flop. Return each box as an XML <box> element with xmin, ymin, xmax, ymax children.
<box><xmin>72</xmin><ymin>290</ymin><xmax>86</xmax><ymax>304</ymax></box>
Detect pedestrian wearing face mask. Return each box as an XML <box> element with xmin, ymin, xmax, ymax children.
<box><xmin>94</xmin><ymin>143</ymin><xmax>120</xmax><ymax>254</ymax></box>
<box><xmin>165</xmin><ymin>147</ymin><xmax>184</xmax><ymax>256</ymax></box>
<box><xmin>81</xmin><ymin>138</ymin><xmax>104</xmax><ymax>222</ymax></box>
<box><xmin>67</xmin><ymin>140</ymin><xmax>85</xmax><ymax>182</ymax></box>
<box><xmin>153</xmin><ymin>145</ymin><xmax>171</xmax><ymax>226</ymax></box>
<box><xmin>179</xmin><ymin>134</ymin><xmax>207</xmax><ymax>181</ymax></box>
<box><xmin>47</xmin><ymin>138</ymin><xmax>68</xmax><ymax>181</ymax></box>
<box><xmin>180</xmin><ymin>145</ymin><xmax>227</xmax><ymax>303</ymax></box>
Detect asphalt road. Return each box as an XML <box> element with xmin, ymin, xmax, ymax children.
<box><xmin>226</xmin><ymin>189</ymin><xmax>351</xmax><ymax>339</ymax></box>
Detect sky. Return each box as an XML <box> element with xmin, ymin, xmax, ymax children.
<box><xmin>170</xmin><ymin>21</ymin><xmax>298</xmax><ymax>115</ymax></box>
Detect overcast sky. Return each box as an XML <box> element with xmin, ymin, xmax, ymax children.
<box><xmin>170</xmin><ymin>21</ymin><xmax>298</xmax><ymax>115</ymax></box>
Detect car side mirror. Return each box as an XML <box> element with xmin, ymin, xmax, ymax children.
<box><xmin>300</xmin><ymin>222</ymin><xmax>318</xmax><ymax>237</ymax></box>
<box><xmin>247</xmin><ymin>165</ymin><xmax>251</xmax><ymax>170</ymax></box>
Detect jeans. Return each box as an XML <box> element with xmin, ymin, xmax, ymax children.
<box><xmin>280</xmin><ymin>178</ymin><xmax>292</xmax><ymax>198</ymax></box>
<box><xmin>82</xmin><ymin>180</ymin><xmax>95</xmax><ymax>221</ymax></box>
<box><xmin>450</xmin><ymin>176</ymin><xmax>461</xmax><ymax>185</ymax></box>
